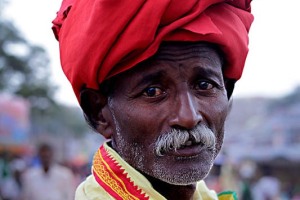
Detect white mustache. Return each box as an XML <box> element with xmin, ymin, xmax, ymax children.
<box><xmin>155</xmin><ymin>125</ymin><xmax>216</xmax><ymax>156</ymax></box>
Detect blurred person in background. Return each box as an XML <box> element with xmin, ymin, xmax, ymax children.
<box><xmin>252</xmin><ymin>165</ymin><xmax>281</xmax><ymax>200</ymax></box>
<box><xmin>0</xmin><ymin>152</ymin><xmax>25</xmax><ymax>200</ymax></box>
<box><xmin>238</xmin><ymin>160</ymin><xmax>256</xmax><ymax>200</ymax></box>
<box><xmin>52</xmin><ymin>0</ymin><xmax>254</xmax><ymax>199</ymax></box>
<box><xmin>21</xmin><ymin>143</ymin><xmax>75</xmax><ymax>200</ymax></box>
<box><xmin>0</xmin><ymin>151</ymin><xmax>12</xmax><ymax>200</ymax></box>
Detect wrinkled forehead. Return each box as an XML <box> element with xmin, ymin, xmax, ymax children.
<box><xmin>153</xmin><ymin>42</ymin><xmax>223</xmax><ymax>66</ymax></box>
<box><xmin>130</xmin><ymin>42</ymin><xmax>223</xmax><ymax>75</ymax></box>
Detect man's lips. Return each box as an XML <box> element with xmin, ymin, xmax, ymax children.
<box><xmin>165</xmin><ymin>141</ymin><xmax>207</xmax><ymax>158</ymax></box>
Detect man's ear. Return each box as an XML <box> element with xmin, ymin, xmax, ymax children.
<box><xmin>80</xmin><ymin>88</ymin><xmax>113</xmax><ymax>138</ymax></box>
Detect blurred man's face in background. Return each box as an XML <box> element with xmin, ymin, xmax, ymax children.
<box><xmin>38</xmin><ymin>145</ymin><xmax>53</xmax><ymax>172</ymax></box>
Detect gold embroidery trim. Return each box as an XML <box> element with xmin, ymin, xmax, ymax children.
<box><xmin>93</xmin><ymin>148</ymin><xmax>141</xmax><ymax>200</ymax></box>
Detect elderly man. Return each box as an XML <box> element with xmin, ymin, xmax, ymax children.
<box><xmin>52</xmin><ymin>0</ymin><xmax>253</xmax><ymax>199</ymax></box>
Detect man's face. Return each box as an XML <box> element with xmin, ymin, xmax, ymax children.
<box><xmin>105</xmin><ymin>43</ymin><xmax>229</xmax><ymax>185</ymax></box>
<box><xmin>39</xmin><ymin>147</ymin><xmax>53</xmax><ymax>169</ymax></box>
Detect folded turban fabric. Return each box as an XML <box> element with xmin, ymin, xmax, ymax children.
<box><xmin>52</xmin><ymin>0</ymin><xmax>254</xmax><ymax>102</ymax></box>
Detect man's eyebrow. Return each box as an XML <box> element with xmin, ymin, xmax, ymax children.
<box><xmin>135</xmin><ymin>70</ymin><xmax>166</xmax><ymax>87</ymax></box>
<box><xmin>193</xmin><ymin>67</ymin><xmax>223</xmax><ymax>82</ymax></box>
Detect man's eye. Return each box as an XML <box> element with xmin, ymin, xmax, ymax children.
<box><xmin>196</xmin><ymin>81</ymin><xmax>214</xmax><ymax>90</ymax></box>
<box><xmin>143</xmin><ymin>87</ymin><xmax>163</xmax><ymax>97</ymax></box>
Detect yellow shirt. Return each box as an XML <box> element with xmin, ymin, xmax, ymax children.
<box><xmin>75</xmin><ymin>142</ymin><xmax>237</xmax><ymax>200</ymax></box>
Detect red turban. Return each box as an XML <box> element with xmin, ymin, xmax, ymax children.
<box><xmin>52</xmin><ymin>0</ymin><xmax>254</xmax><ymax>102</ymax></box>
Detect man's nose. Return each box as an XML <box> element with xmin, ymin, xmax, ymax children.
<box><xmin>169</xmin><ymin>92</ymin><xmax>202</xmax><ymax>130</ymax></box>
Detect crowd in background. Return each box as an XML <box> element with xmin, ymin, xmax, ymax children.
<box><xmin>205</xmin><ymin>154</ymin><xmax>300</xmax><ymax>200</ymax></box>
<box><xmin>0</xmin><ymin>143</ymin><xmax>90</xmax><ymax>200</ymax></box>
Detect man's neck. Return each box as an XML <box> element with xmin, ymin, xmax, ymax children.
<box><xmin>42</xmin><ymin>163</ymin><xmax>52</xmax><ymax>174</ymax></box>
<box><xmin>144</xmin><ymin>174</ymin><xmax>197</xmax><ymax>200</ymax></box>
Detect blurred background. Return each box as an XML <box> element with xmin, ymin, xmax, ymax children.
<box><xmin>0</xmin><ymin>0</ymin><xmax>299</xmax><ymax>199</ymax></box>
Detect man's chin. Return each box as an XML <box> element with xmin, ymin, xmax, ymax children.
<box><xmin>134</xmin><ymin>149</ymin><xmax>216</xmax><ymax>186</ymax></box>
<box><xmin>148</xmin><ymin>162</ymin><xmax>213</xmax><ymax>186</ymax></box>
<box><xmin>160</xmin><ymin>176</ymin><xmax>205</xmax><ymax>186</ymax></box>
